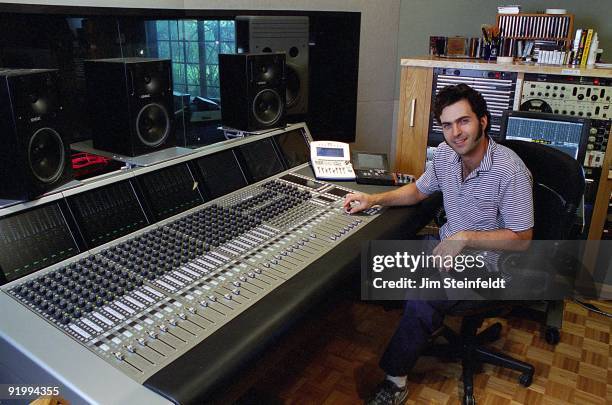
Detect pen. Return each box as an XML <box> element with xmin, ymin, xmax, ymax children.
<box><xmin>482</xmin><ymin>27</ymin><xmax>490</xmax><ymax>43</ymax></box>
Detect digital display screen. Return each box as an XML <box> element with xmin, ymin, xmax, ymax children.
<box><xmin>505</xmin><ymin>117</ymin><xmax>584</xmax><ymax>159</ymax></box>
<box><xmin>195</xmin><ymin>150</ymin><xmax>248</xmax><ymax>199</ymax></box>
<box><xmin>356</xmin><ymin>153</ymin><xmax>386</xmax><ymax>169</ymax></box>
<box><xmin>0</xmin><ymin>203</ymin><xmax>79</xmax><ymax>284</ymax></box>
<box><xmin>327</xmin><ymin>187</ymin><xmax>350</xmax><ymax>198</ymax></box>
<box><xmin>238</xmin><ymin>138</ymin><xmax>284</xmax><ymax>182</ymax></box>
<box><xmin>316</xmin><ymin>147</ymin><xmax>345</xmax><ymax>158</ymax></box>
<box><xmin>280</xmin><ymin>174</ymin><xmax>323</xmax><ymax>189</ymax></box>
<box><xmin>317</xmin><ymin>196</ymin><xmax>335</xmax><ymax>203</ymax></box>
<box><xmin>275</xmin><ymin>129</ymin><xmax>310</xmax><ymax>167</ymax></box>
<box><xmin>136</xmin><ymin>163</ymin><xmax>204</xmax><ymax>221</ymax></box>
<box><xmin>67</xmin><ymin>180</ymin><xmax>148</xmax><ymax>249</ymax></box>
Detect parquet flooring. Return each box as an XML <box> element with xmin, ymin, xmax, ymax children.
<box><xmin>240</xmin><ymin>299</ymin><xmax>612</xmax><ymax>405</ymax></box>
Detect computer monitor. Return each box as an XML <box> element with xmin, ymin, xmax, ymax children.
<box><xmin>500</xmin><ymin>110</ymin><xmax>590</xmax><ymax>163</ymax></box>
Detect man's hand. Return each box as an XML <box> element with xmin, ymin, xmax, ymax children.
<box><xmin>342</xmin><ymin>192</ymin><xmax>376</xmax><ymax>214</ymax></box>
<box><xmin>432</xmin><ymin>231</ymin><xmax>469</xmax><ymax>271</ymax></box>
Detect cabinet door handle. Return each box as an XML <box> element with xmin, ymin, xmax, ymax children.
<box><xmin>409</xmin><ymin>99</ymin><xmax>416</xmax><ymax>127</ymax></box>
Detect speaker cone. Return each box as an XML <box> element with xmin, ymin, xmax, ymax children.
<box><xmin>28</xmin><ymin>127</ymin><xmax>65</xmax><ymax>184</ymax></box>
<box><xmin>286</xmin><ymin>65</ymin><xmax>301</xmax><ymax>108</ymax></box>
<box><xmin>136</xmin><ymin>103</ymin><xmax>170</xmax><ymax>147</ymax></box>
<box><xmin>252</xmin><ymin>89</ymin><xmax>283</xmax><ymax>125</ymax></box>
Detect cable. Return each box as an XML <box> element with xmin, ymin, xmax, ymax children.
<box><xmin>572</xmin><ymin>298</ymin><xmax>612</xmax><ymax>318</ymax></box>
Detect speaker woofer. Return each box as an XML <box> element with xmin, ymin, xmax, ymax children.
<box><xmin>136</xmin><ymin>103</ymin><xmax>170</xmax><ymax>147</ymax></box>
<box><xmin>28</xmin><ymin>127</ymin><xmax>65</xmax><ymax>184</ymax></box>
<box><xmin>252</xmin><ymin>89</ymin><xmax>283</xmax><ymax>125</ymax></box>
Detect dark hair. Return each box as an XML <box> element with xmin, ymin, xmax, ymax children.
<box><xmin>432</xmin><ymin>83</ymin><xmax>491</xmax><ymax>134</ymax></box>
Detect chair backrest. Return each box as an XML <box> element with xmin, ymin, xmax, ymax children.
<box><xmin>500</xmin><ymin>140</ymin><xmax>585</xmax><ymax>240</ymax></box>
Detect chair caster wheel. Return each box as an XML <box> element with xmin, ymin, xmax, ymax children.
<box><xmin>545</xmin><ymin>326</ymin><xmax>560</xmax><ymax>345</ymax></box>
<box><xmin>463</xmin><ymin>394</ymin><xmax>476</xmax><ymax>405</ymax></box>
<box><xmin>519</xmin><ymin>373</ymin><xmax>533</xmax><ymax>387</ymax></box>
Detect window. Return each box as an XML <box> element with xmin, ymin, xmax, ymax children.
<box><xmin>149</xmin><ymin>19</ymin><xmax>235</xmax><ymax>99</ymax></box>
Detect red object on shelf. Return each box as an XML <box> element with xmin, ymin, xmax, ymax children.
<box><xmin>72</xmin><ymin>152</ymin><xmax>110</xmax><ymax>169</ymax></box>
<box><xmin>71</xmin><ymin>152</ymin><xmax>116</xmax><ymax>179</ymax></box>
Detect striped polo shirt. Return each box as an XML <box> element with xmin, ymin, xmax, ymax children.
<box><xmin>416</xmin><ymin>137</ymin><xmax>534</xmax><ymax>240</ymax></box>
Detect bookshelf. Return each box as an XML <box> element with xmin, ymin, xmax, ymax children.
<box><xmin>496</xmin><ymin>13</ymin><xmax>574</xmax><ymax>45</ymax></box>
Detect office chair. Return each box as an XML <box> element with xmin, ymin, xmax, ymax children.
<box><xmin>426</xmin><ymin>139</ymin><xmax>585</xmax><ymax>405</ymax></box>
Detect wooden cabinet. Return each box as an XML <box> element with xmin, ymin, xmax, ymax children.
<box><xmin>394</xmin><ymin>66</ymin><xmax>433</xmax><ymax>177</ymax></box>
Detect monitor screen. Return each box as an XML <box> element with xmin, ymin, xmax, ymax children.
<box><xmin>136</xmin><ymin>163</ymin><xmax>204</xmax><ymax>221</ymax></box>
<box><xmin>67</xmin><ymin>180</ymin><xmax>148</xmax><ymax>249</ymax></box>
<box><xmin>195</xmin><ymin>150</ymin><xmax>248</xmax><ymax>199</ymax></box>
<box><xmin>316</xmin><ymin>147</ymin><xmax>345</xmax><ymax>158</ymax></box>
<box><xmin>0</xmin><ymin>202</ymin><xmax>79</xmax><ymax>284</ymax></box>
<box><xmin>353</xmin><ymin>152</ymin><xmax>388</xmax><ymax>170</ymax></box>
<box><xmin>238</xmin><ymin>138</ymin><xmax>285</xmax><ymax>182</ymax></box>
<box><xmin>327</xmin><ymin>187</ymin><xmax>350</xmax><ymax>198</ymax></box>
<box><xmin>501</xmin><ymin>111</ymin><xmax>589</xmax><ymax>161</ymax></box>
<box><xmin>274</xmin><ymin>129</ymin><xmax>310</xmax><ymax>168</ymax></box>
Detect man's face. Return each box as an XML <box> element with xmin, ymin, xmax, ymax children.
<box><xmin>439</xmin><ymin>99</ymin><xmax>487</xmax><ymax>157</ymax></box>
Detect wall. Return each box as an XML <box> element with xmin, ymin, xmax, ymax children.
<box><xmin>391</xmin><ymin>0</ymin><xmax>612</xmax><ymax>167</ymax></box>
<box><xmin>0</xmin><ymin>0</ymin><xmax>401</xmax><ymax>156</ymax></box>
<box><xmin>397</xmin><ymin>0</ymin><xmax>611</xmax><ymax>65</ymax></box>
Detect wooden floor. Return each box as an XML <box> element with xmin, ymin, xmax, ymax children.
<box><xmin>238</xmin><ymin>298</ymin><xmax>612</xmax><ymax>405</ymax></box>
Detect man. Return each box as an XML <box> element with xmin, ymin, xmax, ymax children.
<box><xmin>343</xmin><ymin>83</ymin><xmax>534</xmax><ymax>404</ymax></box>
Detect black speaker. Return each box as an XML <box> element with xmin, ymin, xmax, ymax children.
<box><xmin>235</xmin><ymin>16</ymin><xmax>309</xmax><ymax>116</ymax></box>
<box><xmin>219</xmin><ymin>53</ymin><xmax>286</xmax><ymax>132</ymax></box>
<box><xmin>84</xmin><ymin>58</ymin><xmax>175</xmax><ymax>156</ymax></box>
<box><xmin>0</xmin><ymin>69</ymin><xmax>72</xmax><ymax>200</ymax></box>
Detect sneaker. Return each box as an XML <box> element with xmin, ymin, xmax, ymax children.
<box><xmin>365</xmin><ymin>380</ymin><xmax>409</xmax><ymax>405</ymax></box>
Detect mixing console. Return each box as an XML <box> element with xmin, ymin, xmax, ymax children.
<box><xmin>6</xmin><ymin>171</ymin><xmax>382</xmax><ymax>383</ymax></box>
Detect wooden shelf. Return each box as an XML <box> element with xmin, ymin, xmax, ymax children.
<box><xmin>399</xmin><ymin>56</ymin><xmax>612</xmax><ymax>78</ymax></box>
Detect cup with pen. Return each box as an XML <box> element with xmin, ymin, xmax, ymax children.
<box><xmin>482</xmin><ymin>25</ymin><xmax>500</xmax><ymax>61</ymax></box>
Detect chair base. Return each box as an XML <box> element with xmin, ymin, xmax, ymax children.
<box><xmin>425</xmin><ymin>321</ymin><xmax>534</xmax><ymax>404</ymax></box>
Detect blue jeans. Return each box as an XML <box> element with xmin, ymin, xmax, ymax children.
<box><xmin>380</xmin><ymin>300</ymin><xmax>459</xmax><ymax>376</ymax></box>
<box><xmin>379</xmin><ymin>234</ymin><xmax>489</xmax><ymax>376</ymax></box>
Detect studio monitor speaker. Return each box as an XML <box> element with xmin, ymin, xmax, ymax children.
<box><xmin>0</xmin><ymin>69</ymin><xmax>72</xmax><ymax>200</ymax></box>
<box><xmin>236</xmin><ymin>16</ymin><xmax>309</xmax><ymax>116</ymax></box>
<box><xmin>84</xmin><ymin>58</ymin><xmax>175</xmax><ymax>156</ymax></box>
<box><xmin>219</xmin><ymin>52</ymin><xmax>286</xmax><ymax>131</ymax></box>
